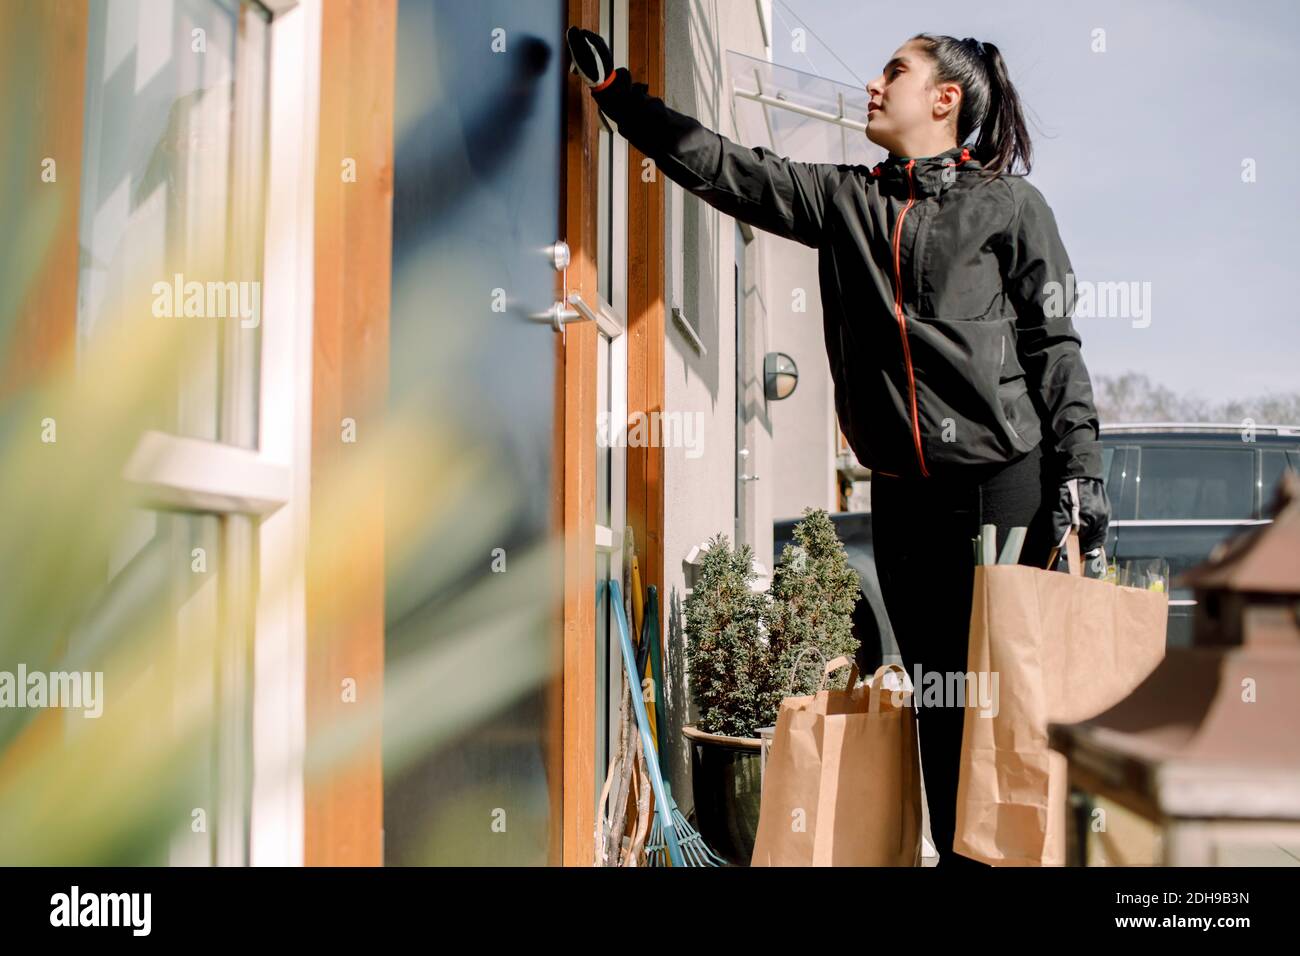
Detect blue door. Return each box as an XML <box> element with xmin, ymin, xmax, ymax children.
<box><xmin>386</xmin><ymin>0</ymin><xmax>566</xmax><ymax>865</ymax></box>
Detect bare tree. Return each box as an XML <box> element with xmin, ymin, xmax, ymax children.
<box><xmin>1093</xmin><ymin>372</ymin><xmax>1300</xmax><ymax>426</ymax></box>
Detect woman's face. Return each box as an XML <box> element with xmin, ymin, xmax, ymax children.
<box><xmin>865</xmin><ymin>40</ymin><xmax>947</xmax><ymax>153</ymax></box>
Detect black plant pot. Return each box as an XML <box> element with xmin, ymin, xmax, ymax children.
<box><xmin>681</xmin><ymin>725</ymin><xmax>763</xmax><ymax>866</ymax></box>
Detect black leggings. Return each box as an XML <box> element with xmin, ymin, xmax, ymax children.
<box><xmin>870</xmin><ymin>441</ymin><xmax>1057</xmax><ymax>868</ymax></box>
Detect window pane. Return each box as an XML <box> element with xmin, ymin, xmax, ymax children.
<box><xmin>1103</xmin><ymin>445</ymin><xmax>1133</xmax><ymax>519</ymax></box>
<box><xmin>76</xmin><ymin>0</ymin><xmax>268</xmax><ymax>449</ymax></box>
<box><xmin>596</xmin><ymin>0</ymin><xmax>612</xmax><ymax>303</ymax></box>
<box><xmin>596</xmin><ymin>331</ymin><xmax>612</xmax><ymax>529</ymax></box>
<box><xmin>1261</xmin><ymin>449</ymin><xmax>1293</xmax><ymax>517</ymax></box>
<box><xmin>1136</xmin><ymin>446</ymin><xmax>1255</xmax><ymax>520</ymax></box>
<box><xmin>67</xmin><ymin>509</ymin><xmax>246</xmax><ymax>865</ymax></box>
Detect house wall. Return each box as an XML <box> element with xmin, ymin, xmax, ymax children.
<box><xmin>659</xmin><ymin>0</ymin><xmax>831</xmax><ymax>810</ymax></box>
<box><xmin>768</xmin><ymin>239</ymin><xmax>839</xmax><ymax>523</ymax></box>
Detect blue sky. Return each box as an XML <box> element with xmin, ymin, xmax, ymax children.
<box><xmin>771</xmin><ymin>0</ymin><xmax>1299</xmax><ymax>403</ymax></box>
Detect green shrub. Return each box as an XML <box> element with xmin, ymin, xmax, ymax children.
<box><xmin>683</xmin><ymin>534</ymin><xmax>769</xmax><ymax>738</ymax></box>
<box><xmin>683</xmin><ymin>509</ymin><xmax>860</xmax><ymax>738</ymax></box>
<box><xmin>759</xmin><ymin>508</ymin><xmax>861</xmax><ymax>724</ymax></box>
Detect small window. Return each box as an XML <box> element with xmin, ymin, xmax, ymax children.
<box><xmin>1135</xmin><ymin>446</ymin><xmax>1255</xmax><ymax>520</ymax></box>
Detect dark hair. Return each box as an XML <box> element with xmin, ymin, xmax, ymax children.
<box><xmin>910</xmin><ymin>33</ymin><xmax>1031</xmax><ymax>176</ymax></box>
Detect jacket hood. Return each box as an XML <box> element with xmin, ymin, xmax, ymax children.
<box><xmin>871</xmin><ymin>144</ymin><xmax>980</xmax><ymax>197</ymax></box>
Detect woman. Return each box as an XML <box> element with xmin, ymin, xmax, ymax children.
<box><xmin>567</xmin><ymin>28</ymin><xmax>1110</xmax><ymax>868</ymax></box>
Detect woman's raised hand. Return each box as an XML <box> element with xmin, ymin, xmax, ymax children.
<box><xmin>566</xmin><ymin>27</ymin><xmax>616</xmax><ymax>89</ymax></box>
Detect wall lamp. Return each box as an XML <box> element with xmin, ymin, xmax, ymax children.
<box><xmin>763</xmin><ymin>351</ymin><xmax>799</xmax><ymax>401</ymax></box>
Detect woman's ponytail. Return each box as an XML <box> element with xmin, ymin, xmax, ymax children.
<box><xmin>911</xmin><ymin>34</ymin><xmax>1032</xmax><ymax>176</ymax></box>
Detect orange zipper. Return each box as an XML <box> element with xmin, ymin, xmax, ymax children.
<box><xmin>892</xmin><ymin>159</ymin><xmax>929</xmax><ymax>478</ymax></box>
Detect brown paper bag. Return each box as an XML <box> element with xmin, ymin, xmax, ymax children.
<box><xmin>954</xmin><ymin>529</ymin><xmax>1167</xmax><ymax>866</ymax></box>
<box><xmin>751</xmin><ymin>654</ymin><xmax>922</xmax><ymax>866</ymax></box>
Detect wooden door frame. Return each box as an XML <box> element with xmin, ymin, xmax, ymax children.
<box><xmin>306</xmin><ymin>0</ymin><xmax>396</xmax><ymax>867</ymax></box>
<box><xmin>559</xmin><ymin>0</ymin><xmax>665</xmax><ymax>867</ymax></box>
<box><xmin>623</xmin><ymin>0</ymin><xmax>666</xmax><ymax>723</ymax></box>
<box><xmin>558</xmin><ymin>0</ymin><xmax>599</xmax><ymax>869</ymax></box>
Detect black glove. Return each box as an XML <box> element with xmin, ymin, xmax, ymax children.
<box><xmin>566</xmin><ymin>26</ymin><xmax>615</xmax><ymax>88</ymax></box>
<box><xmin>566</xmin><ymin>26</ymin><xmax>624</xmax><ymax>133</ymax></box>
<box><xmin>1048</xmin><ymin>476</ymin><xmax>1110</xmax><ymax>576</ymax></box>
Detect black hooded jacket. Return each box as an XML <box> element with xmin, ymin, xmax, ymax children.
<box><xmin>593</xmin><ymin>68</ymin><xmax>1103</xmax><ymax>482</ymax></box>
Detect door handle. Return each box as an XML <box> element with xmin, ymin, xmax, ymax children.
<box><xmin>738</xmin><ymin>447</ymin><xmax>758</xmax><ymax>481</ymax></box>
<box><xmin>532</xmin><ymin>292</ymin><xmax>621</xmax><ymax>337</ymax></box>
<box><xmin>532</xmin><ymin>239</ymin><xmax>623</xmax><ymax>340</ymax></box>
<box><xmin>531</xmin><ymin>298</ymin><xmax>581</xmax><ymax>331</ymax></box>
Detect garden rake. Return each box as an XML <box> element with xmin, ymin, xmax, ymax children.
<box><xmin>608</xmin><ymin>579</ymin><xmax>684</xmax><ymax>867</ymax></box>
<box><xmin>639</xmin><ymin>585</ymin><xmax>727</xmax><ymax>867</ymax></box>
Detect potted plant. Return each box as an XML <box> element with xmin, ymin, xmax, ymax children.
<box><xmin>761</xmin><ymin>507</ymin><xmax>862</xmax><ymax>714</ymax></box>
<box><xmin>682</xmin><ymin>508</ymin><xmax>861</xmax><ymax>864</ymax></box>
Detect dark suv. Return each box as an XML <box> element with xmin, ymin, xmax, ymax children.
<box><xmin>1099</xmin><ymin>423</ymin><xmax>1300</xmax><ymax>646</ymax></box>
<box><xmin>776</xmin><ymin>423</ymin><xmax>1299</xmax><ymax>668</ymax></box>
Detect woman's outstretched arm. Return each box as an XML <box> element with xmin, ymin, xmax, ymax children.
<box><xmin>586</xmin><ymin>61</ymin><xmax>850</xmax><ymax>249</ymax></box>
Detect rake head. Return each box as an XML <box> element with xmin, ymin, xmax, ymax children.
<box><xmin>646</xmin><ymin>803</ymin><xmax>728</xmax><ymax>867</ymax></box>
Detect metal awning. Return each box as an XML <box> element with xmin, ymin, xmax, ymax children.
<box><xmin>727</xmin><ymin>50</ymin><xmax>883</xmax><ymax>167</ymax></box>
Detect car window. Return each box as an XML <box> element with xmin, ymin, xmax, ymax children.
<box><xmin>1102</xmin><ymin>445</ymin><xmax>1138</xmax><ymax>520</ymax></box>
<box><xmin>1135</xmin><ymin>446</ymin><xmax>1255</xmax><ymax>520</ymax></box>
<box><xmin>1262</xmin><ymin>449</ymin><xmax>1297</xmax><ymax>517</ymax></box>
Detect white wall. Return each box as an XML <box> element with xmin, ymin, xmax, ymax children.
<box><xmin>658</xmin><ymin>0</ymin><xmax>825</xmax><ymax>809</ymax></box>
<box><xmin>767</xmin><ymin>239</ymin><xmax>838</xmax><ymax>522</ymax></box>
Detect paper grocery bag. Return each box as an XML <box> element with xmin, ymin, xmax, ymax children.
<box><xmin>954</xmin><ymin>529</ymin><xmax>1167</xmax><ymax>866</ymax></box>
<box><xmin>752</xmin><ymin>655</ymin><xmax>922</xmax><ymax>867</ymax></box>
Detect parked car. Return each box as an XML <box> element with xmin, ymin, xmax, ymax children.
<box><xmin>776</xmin><ymin>422</ymin><xmax>1300</xmax><ymax>663</ymax></box>
<box><xmin>1099</xmin><ymin>423</ymin><xmax>1300</xmax><ymax>646</ymax></box>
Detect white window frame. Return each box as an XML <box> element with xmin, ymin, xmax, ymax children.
<box><xmin>595</xmin><ymin>0</ymin><xmax>630</xmax><ymax>776</ymax></box>
<box><xmin>116</xmin><ymin>0</ymin><xmax>319</xmax><ymax>866</ymax></box>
